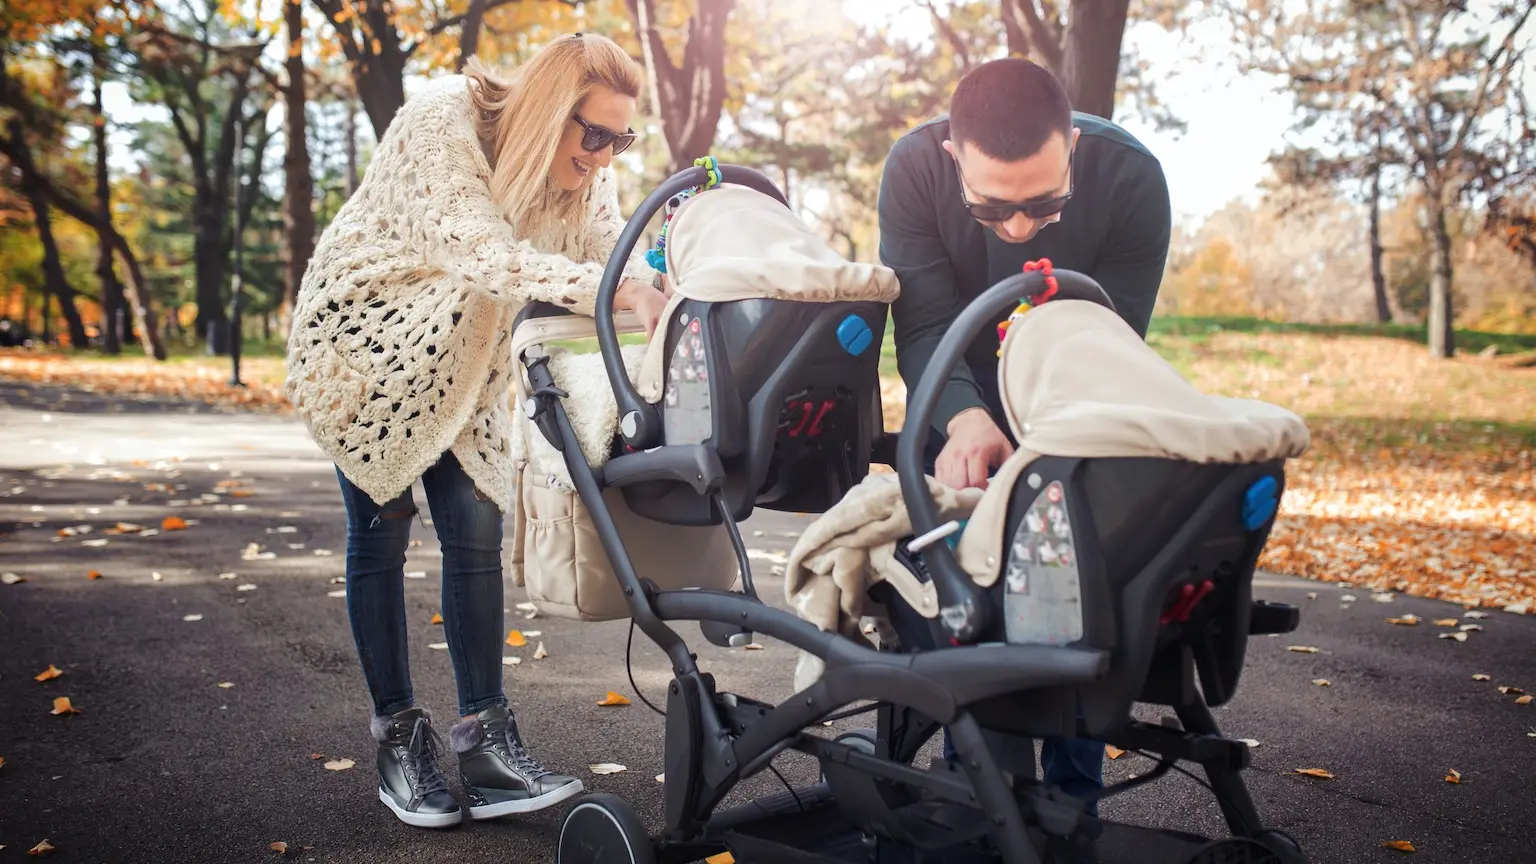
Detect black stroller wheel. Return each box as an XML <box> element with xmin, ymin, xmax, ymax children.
<box><xmin>820</xmin><ymin>727</ymin><xmax>879</xmax><ymax>782</ymax></box>
<box><xmin>1184</xmin><ymin>837</ymin><xmax>1284</xmax><ymax>864</ymax></box>
<box><xmin>556</xmin><ymin>793</ymin><xmax>656</xmax><ymax>864</ymax></box>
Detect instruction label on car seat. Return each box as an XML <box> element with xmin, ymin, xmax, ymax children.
<box><xmin>1003</xmin><ymin>481</ymin><xmax>1084</xmax><ymax>645</ymax></box>
<box><xmin>663</xmin><ymin>314</ymin><xmax>713</xmax><ymax>444</ymax></box>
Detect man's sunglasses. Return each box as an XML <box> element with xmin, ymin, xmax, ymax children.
<box><xmin>573</xmin><ymin>113</ymin><xmax>637</xmax><ymax>156</ymax></box>
<box><xmin>954</xmin><ymin>149</ymin><xmax>1075</xmax><ymax>223</ymax></box>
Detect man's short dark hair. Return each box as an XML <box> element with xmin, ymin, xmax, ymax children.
<box><xmin>949</xmin><ymin>58</ymin><xmax>1073</xmax><ymax>162</ymax></box>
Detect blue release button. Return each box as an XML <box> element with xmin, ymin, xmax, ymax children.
<box><xmin>1242</xmin><ymin>476</ymin><xmax>1278</xmax><ymax>530</ymax></box>
<box><xmin>837</xmin><ymin>314</ymin><xmax>873</xmax><ymax>356</ymax></box>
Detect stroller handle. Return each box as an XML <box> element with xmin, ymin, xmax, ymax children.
<box><xmin>897</xmin><ymin>269</ymin><xmax>1116</xmax><ymax>645</ymax></box>
<box><xmin>595</xmin><ymin>162</ymin><xmax>790</xmax><ymax>450</ymax></box>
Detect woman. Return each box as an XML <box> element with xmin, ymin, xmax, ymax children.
<box><xmin>284</xmin><ymin>33</ymin><xmax>668</xmax><ymax>829</ymax></box>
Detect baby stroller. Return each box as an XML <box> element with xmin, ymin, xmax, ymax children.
<box><xmin>514</xmin><ymin>163</ymin><xmax>1313</xmax><ymax>864</ymax></box>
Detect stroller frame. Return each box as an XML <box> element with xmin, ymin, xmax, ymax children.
<box><xmin>522</xmin><ymin>165</ymin><xmax>1308</xmax><ymax>864</ymax></box>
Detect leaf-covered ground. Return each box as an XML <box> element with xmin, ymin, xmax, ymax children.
<box><xmin>5</xmin><ymin>327</ymin><xmax>1534</xmax><ymax>614</ymax></box>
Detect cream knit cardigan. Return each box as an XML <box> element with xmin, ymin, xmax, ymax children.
<box><xmin>284</xmin><ymin>74</ymin><xmax>652</xmax><ymax>512</ymax></box>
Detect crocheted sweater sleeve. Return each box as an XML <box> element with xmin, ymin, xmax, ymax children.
<box><xmin>412</xmin><ymin>90</ymin><xmax>650</xmax><ymax>317</ymax></box>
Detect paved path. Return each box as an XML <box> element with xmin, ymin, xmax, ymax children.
<box><xmin>1</xmin><ymin>380</ymin><xmax>1533</xmax><ymax>864</ymax></box>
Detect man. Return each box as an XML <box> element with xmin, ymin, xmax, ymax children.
<box><xmin>876</xmin><ymin>58</ymin><xmax>1172</xmax><ymax>819</ymax></box>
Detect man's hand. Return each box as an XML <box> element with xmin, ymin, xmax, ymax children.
<box><xmin>935</xmin><ymin>408</ymin><xmax>1014</xmax><ymax>490</ymax></box>
<box><xmin>615</xmin><ymin>278</ymin><xmax>669</xmax><ymax>338</ymax></box>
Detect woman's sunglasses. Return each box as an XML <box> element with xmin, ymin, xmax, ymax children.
<box><xmin>573</xmin><ymin>113</ymin><xmax>637</xmax><ymax>156</ymax></box>
<box><xmin>954</xmin><ymin>149</ymin><xmax>1075</xmax><ymax>223</ymax></box>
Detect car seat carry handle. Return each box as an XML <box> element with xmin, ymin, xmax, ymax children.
<box><xmin>595</xmin><ymin>162</ymin><xmax>790</xmax><ymax>451</ymax></box>
<box><xmin>896</xmin><ymin>269</ymin><xmax>1115</xmax><ymax>645</ymax></box>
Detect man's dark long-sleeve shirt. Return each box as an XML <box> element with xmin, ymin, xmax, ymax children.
<box><xmin>877</xmin><ymin>114</ymin><xmax>1172</xmax><ymax>436</ymax></box>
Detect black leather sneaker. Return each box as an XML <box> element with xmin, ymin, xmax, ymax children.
<box><xmin>370</xmin><ymin>707</ymin><xmax>462</xmax><ymax>828</ymax></box>
<box><xmin>450</xmin><ymin>704</ymin><xmax>584</xmax><ymax>819</ymax></box>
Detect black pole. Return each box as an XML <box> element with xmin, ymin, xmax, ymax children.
<box><xmin>228</xmin><ymin>120</ymin><xmax>245</xmax><ymax>388</ymax></box>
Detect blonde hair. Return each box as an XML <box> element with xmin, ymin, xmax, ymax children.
<box><xmin>464</xmin><ymin>33</ymin><xmax>642</xmax><ymax>233</ymax></box>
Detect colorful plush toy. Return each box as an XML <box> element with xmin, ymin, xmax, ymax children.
<box><xmin>995</xmin><ymin>258</ymin><xmax>1061</xmax><ymax>356</ymax></box>
<box><xmin>644</xmin><ymin>155</ymin><xmax>723</xmax><ymax>274</ymax></box>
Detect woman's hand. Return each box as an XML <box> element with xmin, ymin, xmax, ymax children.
<box><xmin>615</xmin><ymin>278</ymin><xmax>670</xmax><ymax>338</ymax></box>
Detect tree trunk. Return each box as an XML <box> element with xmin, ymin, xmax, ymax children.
<box><xmin>1425</xmin><ymin>189</ymin><xmax>1455</xmax><ymax>358</ymax></box>
<box><xmin>1368</xmin><ymin>163</ymin><xmax>1391</xmax><ymax>323</ymax></box>
<box><xmin>6</xmin><ymin>119</ymin><xmax>89</xmax><ymax>350</ymax></box>
<box><xmin>1059</xmin><ymin>0</ymin><xmax>1131</xmax><ymax>119</ymax></box>
<box><xmin>283</xmin><ymin>0</ymin><xmax>316</xmax><ymax>335</ymax></box>
<box><xmin>92</xmin><ymin>46</ymin><xmax>125</xmax><ymax>354</ymax></box>
<box><xmin>195</xmin><ymin>74</ymin><xmax>253</xmax><ymax>353</ymax></box>
<box><xmin>458</xmin><ymin>0</ymin><xmax>489</xmax><ymax>71</ymax></box>
<box><xmin>628</xmin><ymin>0</ymin><xmax>735</xmax><ymax>176</ymax></box>
<box><xmin>345</xmin><ymin>97</ymin><xmax>359</xmax><ymax>194</ymax></box>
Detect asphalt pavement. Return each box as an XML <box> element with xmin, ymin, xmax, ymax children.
<box><xmin>1</xmin><ymin>379</ymin><xmax>1533</xmax><ymax>864</ymax></box>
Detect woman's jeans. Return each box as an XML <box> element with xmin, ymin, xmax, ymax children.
<box><xmin>336</xmin><ymin>451</ymin><xmax>506</xmax><ymax>718</ymax></box>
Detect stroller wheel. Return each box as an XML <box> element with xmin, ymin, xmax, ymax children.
<box><xmin>556</xmin><ymin>793</ymin><xmax>656</xmax><ymax>864</ymax></box>
<box><xmin>820</xmin><ymin>727</ymin><xmax>878</xmax><ymax>782</ymax></box>
<box><xmin>1253</xmin><ymin>830</ymin><xmax>1307</xmax><ymax>864</ymax></box>
<box><xmin>1184</xmin><ymin>837</ymin><xmax>1284</xmax><ymax>864</ymax></box>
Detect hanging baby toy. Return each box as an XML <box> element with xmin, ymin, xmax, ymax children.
<box><xmin>995</xmin><ymin>257</ymin><xmax>1060</xmax><ymax>357</ymax></box>
<box><xmin>644</xmin><ymin>155</ymin><xmax>724</xmax><ymax>274</ymax></box>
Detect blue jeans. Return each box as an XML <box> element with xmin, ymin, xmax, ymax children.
<box><xmin>336</xmin><ymin>451</ymin><xmax>507</xmax><ymax>718</ymax></box>
<box><xmin>915</xmin><ymin>431</ymin><xmax>1105</xmax><ymax>816</ymax></box>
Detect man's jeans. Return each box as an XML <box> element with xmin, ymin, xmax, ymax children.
<box><xmin>913</xmin><ymin>430</ymin><xmax>1105</xmax><ymax>816</ymax></box>
<box><xmin>336</xmin><ymin>451</ymin><xmax>507</xmax><ymax>718</ymax></box>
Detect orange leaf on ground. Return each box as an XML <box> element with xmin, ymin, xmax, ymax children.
<box><xmin>230</xmin><ymin>490</ymin><xmax>254</xmax><ymax>498</ymax></box>
<box><xmin>1499</xmin><ymin>686</ymin><xmax>1525</xmax><ymax>695</ymax></box>
<box><xmin>1445</xmin><ymin>768</ymin><xmax>1461</xmax><ymax>784</ymax></box>
<box><xmin>1473</xmin><ymin>674</ymin><xmax>1492</xmax><ymax>681</ymax></box>
<box><xmin>270</xmin><ymin>841</ymin><xmax>288</xmax><ymax>855</ymax></box>
<box><xmin>1104</xmin><ymin>745</ymin><xmax>1125</xmax><ymax>759</ymax></box>
<box><xmin>1381</xmin><ymin>840</ymin><xmax>1416</xmax><ymax>852</ymax></box>
<box><xmin>0</xmin><ymin>755</ymin><xmax>6</xmax><ymax>768</ymax></box>
<box><xmin>1517</xmin><ymin>695</ymin><xmax>1533</xmax><ymax>705</ymax></box>
<box><xmin>162</xmin><ymin>516</ymin><xmax>188</xmax><ymax>531</ymax></box>
<box><xmin>1432</xmin><ymin>618</ymin><xmax>1458</xmax><ymax>627</ymax></box>
<box><xmin>49</xmin><ymin>697</ymin><xmax>79</xmax><ymax>715</ymax></box>
<box><xmin>704</xmin><ymin>853</ymin><xmax>735</xmax><ymax>864</ymax></box>
<box><xmin>27</xmin><ymin>839</ymin><xmax>56</xmax><ymax>857</ymax></box>
<box><xmin>87</xmin><ymin>570</ymin><xmax>102</xmax><ymax>580</ymax></box>
<box><xmin>1312</xmin><ymin>679</ymin><xmax>1331</xmax><ymax>686</ymax></box>
<box><xmin>34</xmin><ymin>665</ymin><xmax>63</xmax><ymax>682</ymax></box>
<box><xmin>505</xmin><ymin>630</ymin><xmax>527</xmax><ymax>647</ymax></box>
<box><xmin>1293</xmin><ymin>768</ymin><xmax>1335</xmax><ymax>779</ymax></box>
<box><xmin>597</xmin><ymin>690</ymin><xmax>632</xmax><ymax>707</ymax></box>
<box><xmin>430</xmin><ymin>612</ymin><xmax>443</xmax><ymax>625</ymax></box>
<box><xmin>1387</xmin><ymin>615</ymin><xmax>1420</xmax><ymax>626</ymax></box>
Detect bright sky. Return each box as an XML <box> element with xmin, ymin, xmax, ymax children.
<box><xmin>841</xmin><ymin>0</ymin><xmax>1297</xmax><ymax>226</ymax></box>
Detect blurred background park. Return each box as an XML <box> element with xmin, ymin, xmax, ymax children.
<box><xmin>0</xmin><ymin>0</ymin><xmax>1533</xmax><ymax>612</ymax></box>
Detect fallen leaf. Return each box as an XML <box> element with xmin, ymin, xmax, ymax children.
<box><xmin>1433</xmin><ymin>618</ymin><xmax>1459</xmax><ymax>627</ymax></box>
<box><xmin>270</xmin><ymin>841</ymin><xmax>288</xmax><ymax>855</ymax></box>
<box><xmin>1306</xmin><ymin>592</ymin><xmax>1317</xmax><ymax>599</ymax></box>
<box><xmin>218</xmin><ymin>682</ymin><xmax>234</xmax><ymax>689</ymax></box>
<box><xmin>1239</xmin><ymin>738</ymin><xmax>1261</xmax><ymax>748</ymax></box>
<box><xmin>655</xmin><ymin>773</ymin><xmax>665</xmax><ymax>783</ymax></box>
<box><xmin>1386</xmin><ymin>615</ymin><xmax>1420</xmax><ymax>626</ymax></box>
<box><xmin>1473</xmin><ymin>674</ymin><xmax>1492</xmax><ymax>681</ymax></box>
<box><xmin>326</xmin><ymin>589</ymin><xmax>347</xmax><ymax>598</ymax></box>
<box><xmin>522</xmin><ymin>630</ymin><xmax>542</xmax><ymax>637</ymax></box>
<box><xmin>502</xmin><ymin>656</ymin><xmax>522</xmax><ymax>666</ymax></box>
<box><xmin>505</xmin><ymin>630</ymin><xmax>527</xmax><ymax>647</ymax></box>
<box><xmin>323</xmin><ymin>758</ymin><xmax>355</xmax><ymax>771</ymax></box>
<box><xmin>152</xmin><ymin>571</ymin><xmax>164</xmax><ymax>581</ymax></box>
<box><xmin>310</xmin><ymin>753</ymin><xmax>325</xmax><ymax>760</ymax></box>
<box><xmin>1499</xmin><ymin>686</ymin><xmax>1526</xmax><ymax>695</ymax></box>
<box><xmin>705</xmin><ymin>853</ymin><xmax>735</xmax><ymax>864</ymax></box>
<box><xmin>1340</xmin><ymin>594</ymin><xmax>1357</xmax><ymax>602</ymax></box>
<box><xmin>743</xmin><ymin>642</ymin><xmax>765</xmax><ymax>651</ymax></box>
<box><xmin>1460</xmin><ymin>624</ymin><xmax>1483</xmax><ymax>632</ymax></box>
<box><xmin>230</xmin><ymin>490</ymin><xmax>253</xmax><ymax>498</ymax></box>
<box><xmin>0</xmin><ymin>756</ymin><xmax>5</xmax><ymax>768</ymax></box>
<box><xmin>1287</xmin><ymin>646</ymin><xmax>1321</xmax><ymax>653</ymax></box>
<box><xmin>27</xmin><ymin>839</ymin><xmax>56</xmax><ymax>857</ymax></box>
<box><xmin>81</xmin><ymin>538</ymin><xmax>108</xmax><ymax>547</ymax></box>
<box><xmin>1445</xmin><ymin>768</ymin><xmax>1461</xmax><ymax>784</ymax></box>
<box><xmin>1438</xmin><ymin>632</ymin><xmax>1468</xmax><ymax>642</ymax></box>
<box><xmin>1506</xmin><ymin>603</ymin><xmax>1530</xmax><ymax>614</ymax></box>
<box><xmin>1104</xmin><ymin>745</ymin><xmax>1125</xmax><ymax>759</ymax></box>
<box><xmin>50</xmin><ymin>697</ymin><xmax>79</xmax><ymax>715</ymax></box>
<box><xmin>184</xmin><ymin>614</ymin><xmax>203</xmax><ymax>622</ymax></box>
<box><xmin>597</xmin><ymin>690</ymin><xmax>632</xmax><ymax>707</ymax></box>
<box><xmin>313</xmin><ymin>549</ymin><xmax>333</xmax><ymax>557</ymax></box>
<box><xmin>589</xmin><ymin>763</ymin><xmax>627</xmax><ymax>775</ymax></box>
<box><xmin>1381</xmin><ymin>840</ymin><xmax>1416</xmax><ymax>853</ymax></box>
<box><xmin>430</xmin><ymin>612</ymin><xmax>443</xmax><ymax>625</ymax></box>
<box><xmin>34</xmin><ymin>665</ymin><xmax>63</xmax><ymax>682</ymax></box>
<box><xmin>427</xmin><ymin>642</ymin><xmax>448</xmax><ymax>650</ymax></box>
<box><xmin>1464</xmin><ymin>610</ymin><xmax>1489</xmax><ymax>619</ymax></box>
<box><xmin>1312</xmin><ymin>679</ymin><xmax>1331</xmax><ymax>686</ymax></box>
<box><xmin>237</xmin><ymin>583</ymin><xmax>258</xmax><ymax>592</ymax></box>
<box><xmin>405</xmin><ymin>570</ymin><xmax>426</xmax><ymax>579</ymax></box>
<box><xmin>162</xmin><ymin>516</ymin><xmax>187</xmax><ymax>531</ymax></box>
<box><xmin>515</xmin><ymin>602</ymin><xmax>538</xmax><ymax>612</ymax></box>
<box><xmin>1372</xmin><ymin>593</ymin><xmax>1396</xmax><ymax>603</ymax></box>
<box><xmin>87</xmin><ymin>570</ymin><xmax>102</xmax><ymax>580</ymax></box>
<box><xmin>1293</xmin><ymin>768</ymin><xmax>1335</xmax><ymax>779</ymax></box>
<box><xmin>533</xmin><ymin>642</ymin><xmax>548</xmax><ymax>660</ymax></box>
<box><xmin>1517</xmin><ymin>695</ymin><xmax>1533</xmax><ymax>705</ymax></box>
<box><xmin>2</xmin><ymin>572</ymin><xmax>26</xmax><ymax>584</ymax></box>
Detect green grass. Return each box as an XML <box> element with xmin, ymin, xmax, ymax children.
<box><xmin>1146</xmin><ymin>315</ymin><xmax>1536</xmax><ymax>355</ymax></box>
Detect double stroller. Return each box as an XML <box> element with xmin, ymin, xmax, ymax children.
<box><xmin>512</xmin><ymin>164</ymin><xmax>1313</xmax><ymax>864</ymax></box>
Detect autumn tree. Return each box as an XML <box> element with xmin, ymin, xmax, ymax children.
<box><xmin>1220</xmin><ymin>0</ymin><xmax>1535</xmax><ymax>357</ymax></box>
<box><xmin>624</xmin><ymin>0</ymin><xmax>734</xmax><ymax>176</ymax></box>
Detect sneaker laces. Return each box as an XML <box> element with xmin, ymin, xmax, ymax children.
<box><xmin>406</xmin><ymin>718</ymin><xmax>450</xmax><ymax>797</ymax></box>
<box><xmin>497</xmin><ymin>724</ymin><xmax>552</xmax><ymax>780</ymax></box>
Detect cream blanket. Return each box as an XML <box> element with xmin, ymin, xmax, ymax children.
<box><xmin>785</xmin><ymin>473</ymin><xmax>982</xmax><ymax>691</ymax></box>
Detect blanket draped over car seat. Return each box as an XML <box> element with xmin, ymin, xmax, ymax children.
<box><xmin>786</xmin><ymin>299</ymin><xmax>1311</xmax><ymax>691</ymax></box>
